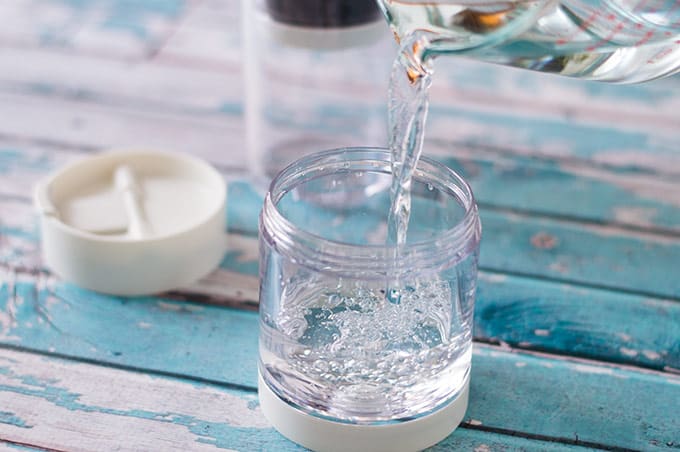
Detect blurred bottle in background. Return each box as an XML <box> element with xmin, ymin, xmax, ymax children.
<box><xmin>242</xmin><ymin>0</ymin><xmax>395</xmax><ymax>183</ymax></box>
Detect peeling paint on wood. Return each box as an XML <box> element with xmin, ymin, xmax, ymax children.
<box><xmin>0</xmin><ymin>0</ymin><xmax>679</xmax><ymax>450</ymax></box>
<box><xmin>2</xmin><ymin>227</ymin><xmax>679</xmax><ymax>374</ymax></box>
<box><xmin>0</xmin><ymin>348</ymin><xmax>605</xmax><ymax>452</ymax></box>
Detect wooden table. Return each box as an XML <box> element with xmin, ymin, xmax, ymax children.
<box><xmin>1</xmin><ymin>1</ymin><xmax>679</xmax><ymax>450</ymax></box>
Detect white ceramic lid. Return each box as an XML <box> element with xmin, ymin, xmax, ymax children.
<box><xmin>34</xmin><ymin>149</ymin><xmax>226</xmax><ymax>296</ymax></box>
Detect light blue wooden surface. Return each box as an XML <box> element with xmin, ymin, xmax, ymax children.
<box><xmin>0</xmin><ymin>0</ymin><xmax>679</xmax><ymax>451</ymax></box>
<box><xmin>0</xmin><ymin>347</ymin><xmax>607</xmax><ymax>451</ymax></box>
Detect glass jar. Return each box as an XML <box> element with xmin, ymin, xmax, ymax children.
<box><xmin>241</xmin><ymin>0</ymin><xmax>395</xmax><ymax>183</ymax></box>
<box><xmin>258</xmin><ymin>147</ymin><xmax>481</xmax><ymax>438</ymax></box>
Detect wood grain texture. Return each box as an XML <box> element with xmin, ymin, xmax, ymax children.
<box><xmin>0</xmin><ymin>93</ymin><xmax>245</xmax><ymax>169</ymax></box>
<box><xmin>1</xmin><ymin>343</ymin><xmax>677</xmax><ymax>451</ymax></box>
<box><xmin>479</xmin><ymin>210</ymin><xmax>680</xmax><ymax>299</ymax></box>
<box><xmin>0</xmin><ymin>441</ymin><xmax>49</xmax><ymax>452</ymax></box>
<box><xmin>0</xmin><ymin>0</ymin><xmax>189</xmax><ymax>59</ymax></box>
<box><xmin>2</xmin><ymin>193</ymin><xmax>679</xmax><ymax>373</ymax></box>
<box><xmin>3</xmin><ymin>147</ymin><xmax>677</xmax><ymax>299</ymax></box>
<box><xmin>1</xmin><ymin>137</ymin><xmax>671</xmax><ymax>240</ymax></box>
<box><xmin>0</xmin><ymin>347</ymin><xmax>599</xmax><ymax>452</ymax></box>
<box><xmin>434</xmin><ymin>149</ymin><xmax>680</xmax><ymax>234</ymax></box>
<box><xmin>1</xmin><ymin>0</ymin><xmax>679</xmax><ymax>450</ymax></box>
<box><xmin>2</xmin><ymin>220</ymin><xmax>680</xmax><ymax>374</ymax></box>
<box><xmin>225</xmin><ymin>180</ymin><xmax>680</xmax><ymax>299</ymax></box>
<box><xmin>1</xmin><ymin>269</ymin><xmax>680</xmax><ymax>450</ymax></box>
<box><xmin>0</xmin><ymin>46</ymin><xmax>242</xmax><ymax>114</ymax></box>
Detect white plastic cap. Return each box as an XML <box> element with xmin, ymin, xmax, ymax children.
<box><xmin>34</xmin><ymin>149</ymin><xmax>226</xmax><ymax>296</ymax></box>
<box><xmin>258</xmin><ymin>372</ymin><xmax>469</xmax><ymax>452</ymax></box>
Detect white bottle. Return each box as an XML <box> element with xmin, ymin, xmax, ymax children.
<box><xmin>242</xmin><ymin>0</ymin><xmax>395</xmax><ymax>182</ymax></box>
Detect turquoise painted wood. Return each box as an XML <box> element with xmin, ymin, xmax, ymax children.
<box><xmin>2</xmin><ymin>136</ymin><xmax>679</xmax><ymax>237</ymax></box>
<box><xmin>0</xmin><ymin>0</ymin><xmax>679</xmax><ymax>450</ymax></box>
<box><xmin>479</xmin><ymin>210</ymin><xmax>680</xmax><ymax>299</ymax></box>
<box><xmin>1</xmin><ymin>0</ymin><xmax>188</xmax><ymax>59</ymax></box>
<box><xmin>226</xmin><ymin>180</ymin><xmax>680</xmax><ymax>298</ymax></box>
<box><xmin>438</xmin><ymin>153</ymin><xmax>680</xmax><ymax>233</ymax></box>
<box><xmin>3</xmin><ymin>298</ymin><xmax>678</xmax><ymax>451</ymax></box>
<box><xmin>2</xmin><ymin>169</ymin><xmax>679</xmax><ymax>370</ymax></box>
<box><xmin>0</xmin><ymin>348</ymin><xmax>603</xmax><ymax>452</ymax></box>
<box><xmin>475</xmin><ymin>273</ymin><xmax>680</xmax><ymax>371</ymax></box>
<box><xmin>1</xmin><ymin>275</ymin><xmax>260</xmax><ymax>387</ymax></box>
<box><xmin>469</xmin><ymin>347</ymin><xmax>680</xmax><ymax>450</ymax></box>
<box><xmin>3</xmin><ymin>241</ymin><xmax>680</xmax><ymax>375</ymax></box>
<box><xmin>2</xmin><ymin>275</ymin><xmax>680</xmax><ymax>450</ymax></box>
<box><xmin>1</xmin><ymin>441</ymin><xmax>45</xmax><ymax>451</ymax></box>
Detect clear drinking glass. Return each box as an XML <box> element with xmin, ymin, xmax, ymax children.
<box><xmin>258</xmin><ymin>147</ymin><xmax>481</xmax><ymax>424</ymax></box>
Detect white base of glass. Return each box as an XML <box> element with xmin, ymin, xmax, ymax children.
<box><xmin>258</xmin><ymin>372</ymin><xmax>470</xmax><ymax>452</ymax></box>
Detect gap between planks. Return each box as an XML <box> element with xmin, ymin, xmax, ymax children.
<box><xmin>1</xmin><ymin>266</ymin><xmax>679</xmax><ymax>377</ymax></box>
<box><xmin>0</xmin><ymin>343</ymin><xmax>666</xmax><ymax>452</ymax></box>
<box><xmin>0</xmin><ymin>439</ymin><xmax>62</xmax><ymax>452</ymax></box>
<box><xmin>2</xmin><ymin>333</ymin><xmax>676</xmax><ymax>394</ymax></box>
<box><xmin>1</xmin><ymin>139</ymin><xmax>676</xmax><ymax>244</ymax></box>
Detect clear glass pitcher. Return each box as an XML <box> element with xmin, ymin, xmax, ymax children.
<box><xmin>376</xmin><ymin>0</ymin><xmax>680</xmax><ymax>82</ymax></box>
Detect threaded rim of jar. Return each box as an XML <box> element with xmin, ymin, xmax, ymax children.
<box><xmin>260</xmin><ymin>147</ymin><xmax>481</xmax><ymax>279</ymax></box>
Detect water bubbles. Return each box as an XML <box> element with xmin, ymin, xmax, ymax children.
<box><xmin>427</xmin><ymin>183</ymin><xmax>434</xmax><ymax>191</ymax></box>
<box><xmin>313</xmin><ymin>359</ymin><xmax>329</xmax><ymax>372</ymax></box>
<box><xmin>261</xmin><ymin>276</ymin><xmax>473</xmax><ymax>420</ymax></box>
<box><xmin>279</xmin><ymin>317</ymin><xmax>308</xmax><ymax>340</ymax></box>
<box><xmin>386</xmin><ymin>287</ymin><xmax>402</xmax><ymax>304</ymax></box>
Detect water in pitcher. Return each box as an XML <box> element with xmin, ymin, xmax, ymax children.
<box><xmin>378</xmin><ymin>0</ymin><xmax>680</xmax><ymax>82</ymax></box>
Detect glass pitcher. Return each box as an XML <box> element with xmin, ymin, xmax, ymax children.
<box><xmin>376</xmin><ymin>0</ymin><xmax>680</xmax><ymax>82</ymax></box>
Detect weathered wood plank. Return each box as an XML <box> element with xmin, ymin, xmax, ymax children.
<box><xmin>1</xmin><ymin>344</ymin><xmax>677</xmax><ymax>451</ymax></box>
<box><xmin>228</xmin><ymin>180</ymin><xmax>680</xmax><ymax>298</ymax></box>
<box><xmin>3</xmin><ymin>137</ymin><xmax>679</xmax><ymax>237</ymax></box>
<box><xmin>468</xmin><ymin>346</ymin><xmax>680</xmax><ymax>450</ymax></box>
<box><xmin>0</xmin><ymin>347</ymin><xmax>598</xmax><ymax>452</ymax></box>
<box><xmin>0</xmin><ymin>46</ymin><xmax>241</xmax><ymax>114</ymax></box>
<box><xmin>0</xmin><ymin>0</ymin><xmax>190</xmax><ymax>59</ymax></box>
<box><xmin>2</xmin><ymin>181</ymin><xmax>679</xmax><ymax>370</ymax></box>
<box><xmin>0</xmin><ymin>441</ymin><xmax>49</xmax><ymax>452</ymax></box>
<box><xmin>475</xmin><ymin>272</ymin><xmax>680</xmax><ymax>372</ymax></box>
<box><xmin>1</xmin><ymin>0</ymin><xmax>677</xmax><ymax>188</ymax></box>
<box><xmin>0</xmin><ymin>198</ymin><xmax>41</xmax><ymax>271</ymax></box>
<box><xmin>0</xmin><ymin>38</ymin><xmax>677</xmax><ymax>176</ymax></box>
<box><xmin>433</xmin><ymin>148</ymin><xmax>680</xmax><ymax>234</ymax></box>
<box><xmin>5</xmin><ymin>78</ymin><xmax>675</xmax><ymax>177</ymax></box>
<box><xmin>0</xmin><ymin>348</ymin><xmax>279</xmax><ymax>452</ymax></box>
<box><xmin>479</xmin><ymin>210</ymin><xmax>680</xmax><ymax>299</ymax></box>
<box><xmin>225</xmin><ymin>181</ymin><xmax>680</xmax><ymax>299</ymax></box>
<box><xmin>2</xmin><ymin>256</ymin><xmax>679</xmax><ymax>386</ymax></box>
<box><xmin>3</xmin><ymin>2</ymin><xmax>678</xmax><ymax>126</ymax></box>
<box><xmin>425</xmin><ymin>103</ymin><xmax>680</xmax><ymax>177</ymax></box>
<box><xmin>155</xmin><ymin>0</ymin><xmax>240</xmax><ymax>68</ymax></box>
<box><xmin>0</xmin><ymin>268</ymin><xmax>260</xmax><ymax>385</ymax></box>
<box><xmin>0</xmin><ymin>93</ymin><xmax>245</xmax><ymax>168</ymax></box>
